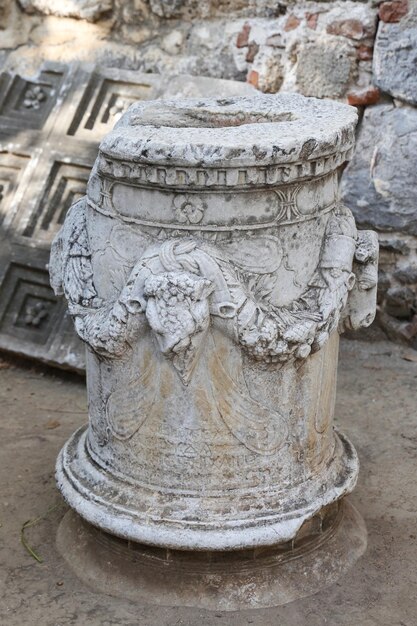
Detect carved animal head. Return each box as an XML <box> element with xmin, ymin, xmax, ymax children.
<box><xmin>144</xmin><ymin>271</ymin><xmax>214</xmax><ymax>383</ymax></box>
<box><xmin>342</xmin><ymin>230</ymin><xmax>379</xmax><ymax>331</ymax></box>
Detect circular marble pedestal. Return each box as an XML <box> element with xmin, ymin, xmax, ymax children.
<box><xmin>56</xmin><ymin>499</ymin><xmax>366</xmax><ymax>611</ymax></box>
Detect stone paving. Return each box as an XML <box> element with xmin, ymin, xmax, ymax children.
<box><xmin>0</xmin><ymin>338</ymin><xmax>416</xmax><ymax>625</ymax></box>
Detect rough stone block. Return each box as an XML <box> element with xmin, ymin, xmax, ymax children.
<box><xmin>373</xmin><ymin>8</ymin><xmax>417</xmax><ymax>106</ymax></box>
<box><xmin>379</xmin><ymin>0</ymin><xmax>409</xmax><ymax>23</ymax></box>
<box><xmin>229</xmin><ymin>2</ymin><xmax>377</xmax><ymax>97</ymax></box>
<box><xmin>385</xmin><ymin>286</ymin><xmax>416</xmax><ymax>319</ymax></box>
<box><xmin>295</xmin><ymin>39</ymin><xmax>355</xmax><ymax>98</ymax></box>
<box><xmin>17</xmin><ymin>0</ymin><xmax>112</xmax><ymax>21</ymax></box>
<box><xmin>394</xmin><ymin>264</ymin><xmax>417</xmax><ymax>284</ymax></box>
<box><xmin>249</xmin><ymin>46</ymin><xmax>283</xmax><ymax>92</ymax></box>
<box><xmin>149</xmin><ymin>0</ymin><xmax>187</xmax><ymax>19</ymax></box>
<box><xmin>375</xmin><ymin>233</ymin><xmax>417</xmax><ymax>345</ymax></box>
<box><xmin>0</xmin><ymin>0</ymin><xmax>11</xmax><ymax>29</ymax></box>
<box><xmin>341</xmin><ymin>104</ymin><xmax>417</xmax><ymax>237</ymax></box>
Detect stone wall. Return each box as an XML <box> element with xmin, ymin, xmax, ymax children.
<box><xmin>1</xmin><ymin>0</ymin><xmax>416</xmax><ymax>347</ymax></box>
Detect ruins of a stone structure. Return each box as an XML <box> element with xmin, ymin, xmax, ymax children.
<box><xmin>0</xmin><ymin>62</ymin><xmax>252</xmax><ymax>369</ymax></box>
<box><xmin>50</xmin><ymin>94</ymin><xmax>378</xmax><ymax>608</ymax></box>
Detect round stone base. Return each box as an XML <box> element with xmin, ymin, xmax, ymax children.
<box><xmin>56</xmin><ymin>425</ymin><xmax>360</xmax><ymax>550</ymax></box>
<box><xmin>56</xmin><ymin>499</ymin><xmax>366</xmax><ymax>611</ymax></box>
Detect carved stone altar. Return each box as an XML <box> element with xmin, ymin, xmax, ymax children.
<box><xmin>51</xmin><ymin>95</ymin><xmax>378</xmax><ymax>609</ymax></box>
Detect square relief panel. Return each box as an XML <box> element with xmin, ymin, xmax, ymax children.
<box><xmin>0</xmin><ymin>68</ymin><xmax>64</xmax><ymax>131</ymax></box>
<box><xmin>66</xmin><ymin>74</ymin><xmax>154</xmax><ymax>140</ymax></box>
<box><xmin>22</xmin><ymin>161</ymin><xmax>91</xmax><ymax>243</ymax></box>
<box><xmin>0</xmin><ymin>263</ymin><xmax>61</xmax><ymax>346</ymax></box>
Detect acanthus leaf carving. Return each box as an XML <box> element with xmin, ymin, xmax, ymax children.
<box><xmin>209</xmin><ymin>334</ymin><xmax>288</xmax><ymax>455</ymax></box>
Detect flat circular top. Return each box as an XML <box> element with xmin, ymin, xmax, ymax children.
<box><xmin>99</xmin><ymin>94</ymin><xmax>357</xmax><ymax>169</ymax></box>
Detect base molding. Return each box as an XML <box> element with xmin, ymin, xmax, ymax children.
<box><xmin>56</xmin><ymin>498</ymin><xmax>366</xmax><ymax>610</ymax></box>
<box><xmin>56</xmin><ymin>425</ymin><xmax>359</xmax><ymax>550</ymax></box>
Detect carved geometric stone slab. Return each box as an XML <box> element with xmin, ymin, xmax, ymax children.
<box><xmin>0</xmin><ymin>62</ymin><xmax>253</xmax><ymax>370</ymax></box>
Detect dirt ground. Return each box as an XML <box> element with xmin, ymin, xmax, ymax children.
<box><xmin>0</xmin><ymin>338</ymin><xmax>416</xmax><ymax>626</ymax></box>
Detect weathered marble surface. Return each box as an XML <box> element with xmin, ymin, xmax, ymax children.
<box><xmin>50</xmin><ymin>94</ymin><xmax>377</xmax><ymax>559</ymax></box>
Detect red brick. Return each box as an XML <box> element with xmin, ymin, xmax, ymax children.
<box><xmin>379</xmin><ymin>0</ymin><xmax>408</xmax><ymax>23</ymax></box>
<box><xmin>327</xmin><ymin>19</ymin><xmax>364</xmax><ymax>40</ymax></box>
<box><xmin>306</xmin><ymin>12</ymin><xmax>319</xmax><ymax>30</ymax></box>
<box><xmin>236</xmin><ymin>23</ymin><xmax>251</xmax><ymax>48</ymax></box>
<box><xmin>357</xmin><ymin>44</ymin><xmax>374</xmax><ymax>61</ymax></box>
<box><xmin>347</xmin><ymin>87</ymin><xmax>380</xmax><ymax>106</ymax></box>
<box><xmin>247</xmin><ymin>70</ymin><xmax>259</xmax><ymax>89</ymax></box>
<box><xmin>284</xmin><ymin>14</ymin><xmax>300</xmax><ymax>32</ymax></box>
<box><xmin>246</xmin><ymin>42</ymin><xmax>259</xmax><ymax>63</ymax></box>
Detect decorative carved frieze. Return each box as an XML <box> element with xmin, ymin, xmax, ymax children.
<box><xmin>96</xmin><ymin>148</ymin><xmax>353</xmax><ymax>190</ymax></box>
<box><xmin>87</xmin><ymin>170</ymin><xmax>339</xmax><ymax>232</ymax></box>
